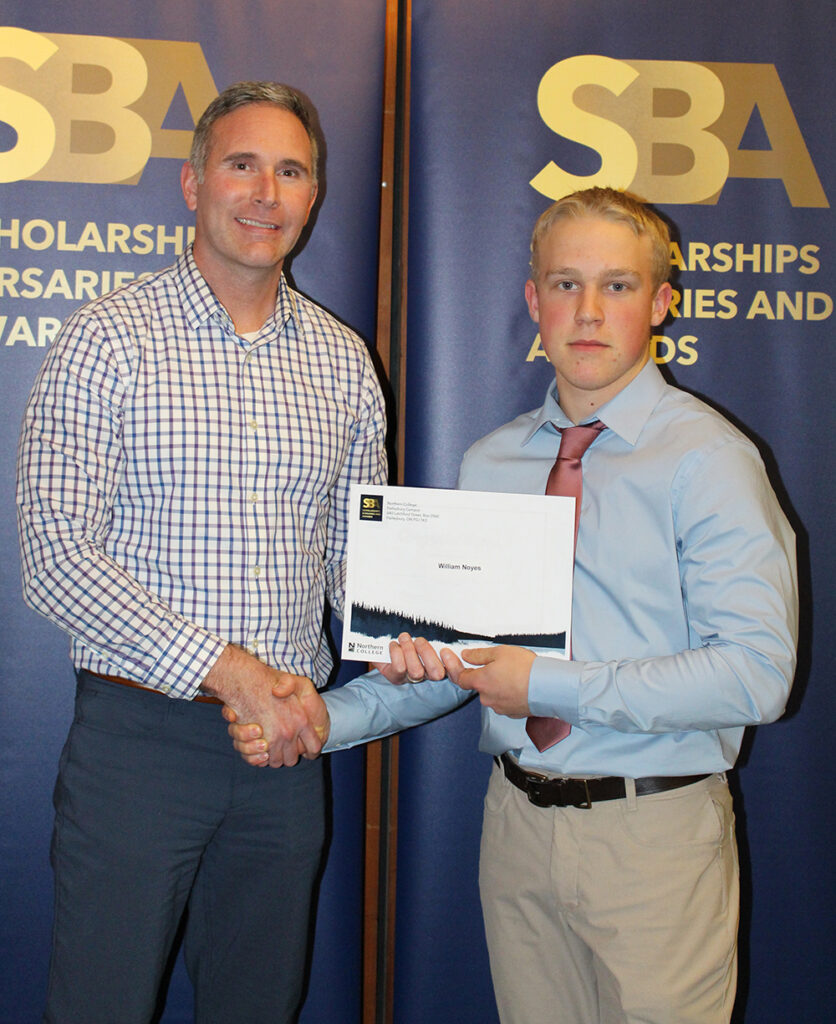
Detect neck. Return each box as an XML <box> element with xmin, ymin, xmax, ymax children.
<box><xmin>556</xmin><ymin>387</ymin><xmax>606</xmax><ymax>425</ymax></box>
<box><xmin>217</xmin><ymin>278</ymin><xmax>280</xmax><ymax>334</ymax></box>
<box><xmin>555</xmin><ymin>354</ymin><xmax>649</xmax><ymax>424</ymax></box>
<box><xmin>192</xmin><ymin>247</ymin><xmax>282</xmax><ymax>334</ymax></box>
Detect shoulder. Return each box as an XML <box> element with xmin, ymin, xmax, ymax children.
<box><xmin>644</xmin><ymin>386</ymin><xmax>786</xmax><ymax>532</ymax></box>
<box><xmin>62</xmin><ymin>262</ymin><xmax>178</xmax><ymax>339</ymax></box>
<box><xmin>287</xmin><ymin>287</ymin><xmax>382</xmax><ymax>409</ymax></box>
<box><xmin>289</xmin><ymin>287</ymin><xmax>370</xmax><ymax>356</ymax></box>
<box><xmin>649</xmin><ymin>384</ymin><xmax>763</xmax><ymax>474</ymax></box>
<box><xmin>36</xmin><ymin>263</ymin><xmax>180</xmax><ymax>393</ymax></box>
<box><xmin>458</xmin><ymin>406</ymin><xmax>542</xmax><ymax>486</ymax></box>
<box><xmin>466</xmin><ymin>407</ymin><xmax>540</xmax><ymax>457</ymax></box>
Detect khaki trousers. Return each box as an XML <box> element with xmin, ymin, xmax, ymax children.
<box><xmin>479</xmin><ymin>764</ymin><xmax>738</xmax><ymax>1024</ymax></box>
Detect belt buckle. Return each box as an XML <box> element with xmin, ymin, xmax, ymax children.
<box><xmin>525</xmin><ymin>776</ymin><xmax>592</xmax><ymax>810</ymax></box>
<box><xmin>525</xmin><ymin>777</ymin><xmax>554</xmax><ymax>808</ymax></box>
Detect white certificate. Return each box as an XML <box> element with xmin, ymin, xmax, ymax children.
<box><xmin>341</xmin><ymin>484</ymin><xmax>575</xmax><ymax>664</ymax></box>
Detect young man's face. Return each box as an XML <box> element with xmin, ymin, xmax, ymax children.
<box><xmin>525</xmin><ymin>214</ymin><xmax>672</xmax><ymax>421</ymax></box>
<box><xmin>181</xmin><ymin>102</ymin><xmax>318</xmax><ymax>287</ymax></box>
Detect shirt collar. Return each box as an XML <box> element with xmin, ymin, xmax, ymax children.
<box><xmin>174</xmin><ymin>245</ymin><xmax>296</xmax><ymax>337</ymax></box>
<box><xmin>523</xmin><ymin>360</ymin><xmax>668</xmax><ymax>448</ymax></box>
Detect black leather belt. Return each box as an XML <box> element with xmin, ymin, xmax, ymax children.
<box><xmin>498</xmin><ymin>753</ymin><xmax>709</xmax><ymax>809</ymax></box>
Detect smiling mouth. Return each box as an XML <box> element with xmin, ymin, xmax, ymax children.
<box><xmin>236</xmin><ymin>217</ymin><xmax>279</xmax><ymax>230</ymax></box>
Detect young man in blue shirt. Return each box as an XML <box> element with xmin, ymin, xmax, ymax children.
<box><xmin>232</xmin><ymin>187</ymin><xmax>797</xmax><ymax>1023</ymax></box>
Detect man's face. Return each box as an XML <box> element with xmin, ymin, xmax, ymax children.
<box><xmin>181</xmin><ymin>103</ymin><xmax>318</xmax><ymax>286</ymax></box>
<box><xmin>525</xmin><ymin>214</ymin><xmax>672</xmax><ymax>420</ymax></box>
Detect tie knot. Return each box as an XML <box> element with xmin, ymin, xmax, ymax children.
<box><xmin>557</xmin><ymin>420</ymin><xmax>605</xmax><ymax>461</ymax></box>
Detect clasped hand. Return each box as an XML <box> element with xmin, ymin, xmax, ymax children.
<box><xmin>202</xmin><ymin>644</ymin><xmax>328</xmax><ymax>768</ymax></box>
<box><xmin>222</xmin><ymin>673</ymin><xmax>329</xmax><ymax>768</ymax></box>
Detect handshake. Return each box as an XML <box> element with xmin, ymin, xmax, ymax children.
<box><xmin>206</xmin><ymin>634</ymin><xmax>457</xmax><ymax>768</ymax></box>
<box><xmin>208</xmin><ymin>633</ymin><xmax>535</xmax><ymax>768</ymax></box>
<box><xmin>200</xmin><ymin>643</ymin><xmax>332</xmax><ymax>768</ymax></box>
<box><xmin>222</xmin><ymin>672</ymin><xmax>329</xmax><ymax>768</ymax></box>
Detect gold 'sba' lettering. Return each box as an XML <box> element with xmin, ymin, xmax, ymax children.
<box><xmin>531</xmin><ymin>56</ymin><xmax>827</xmax><ymax>208</ymax></box>
<box><xmin>0</xmin><ymin>28</ymin><xmax>217</xmax><ymax>184</ymax></box>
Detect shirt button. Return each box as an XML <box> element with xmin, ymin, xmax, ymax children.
<box><xmin>249</xmin><ymin>419</ymin><xmax>258</xmax><ymax>431</ymax></box>
<box><xmin>250</xmin><ymin>493</ymin><xmax>258</xmax><ymax>504</ymax></box>
<box><xmin>253</xmin><ymin>566</ymin><xmax>261</xmax><ymax>578</ymax></box>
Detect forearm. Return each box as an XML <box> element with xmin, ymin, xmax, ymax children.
<box><xmin>202</xmin><ymin>644</ymin><xmax>280</xmax><ymax>711</ymax></box>
<box><xmin>529</xmin><ymin>437</ymin><xmax>799</xmax><ymax>736</ymax></box>
<box><xmin>529</xmin><ymin>636</ymin><xmax>797</xmax><ymax>734</ymax></box>
<box><xmin>323</xmin><ymin>669</ymin><xmax>470</xmax><ymax>751</ymax></box>
<box><xmin>18</xmin><ymin>516</ymin><xmax>226</xmax><ymax>697</ymax></box>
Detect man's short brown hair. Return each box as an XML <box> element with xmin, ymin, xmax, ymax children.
<box><xmin>189</xmin><ymin>81</ymin><xmax>318</xmax><ymax>184</ymax></box>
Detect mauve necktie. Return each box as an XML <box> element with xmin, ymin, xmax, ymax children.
<box><xmin>525</xmin><ymin>420</ymin><xmax>606</xmax><ymax>752</ymax></box>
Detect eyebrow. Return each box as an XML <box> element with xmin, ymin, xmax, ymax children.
<box><xmin>545</xmin><ymin>266</ymin><xmax>643</xmax><ymax>280</ymax></box>
<box><xmin>221</xmin><ymin>152</ymin><xmax>311</xmax><ymax>174</ymax></box>
<box><xmin>602</xmin><ymin>267</ymin><xmax>642</xmax><ymax>280</ymax></box>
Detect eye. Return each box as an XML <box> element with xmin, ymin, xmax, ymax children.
<box><xmin>608</xmin><ymin>281</ymin><xmax>629</xmax><ymax>292</ymax></box>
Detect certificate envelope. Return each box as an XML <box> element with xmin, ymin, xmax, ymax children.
<box><xmin>341</xmin><ymin>485</ymin><xmax>575</xmax><ymax>664</ymax></box>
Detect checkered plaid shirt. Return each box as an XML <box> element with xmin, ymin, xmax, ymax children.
<box><xmin>17</xmin><ymin>247</ymin><xmax>387</xmax><ymax>698</ymax></box>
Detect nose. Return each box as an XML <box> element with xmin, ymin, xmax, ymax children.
<box><xmin>253</xmin><ymin>170</ymin><xmax>279</xmax><ymax>207</ymax></box>
<box><xmin>575</xmin><ymin>288</ymin><xmax>603</xmax><ymax>324</ymax></box>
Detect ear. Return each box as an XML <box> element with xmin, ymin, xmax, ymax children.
<box><xmin>181</xmin><ymin>162</ymin><xmax>199</xmax><ymax>212</ymax></box>
<box><xmin>304</xmin><ymin>182</ymin><xmax>319</xmax><ymax>222</ymax></box>
<box><xmin>524</xmin><ymin>278</ymin><xmax>540</xmax><ymax>323</ymax></box>
<box><xmin>650</xmin><ymin>281</ymin><xmax>673</xmax><ymax>327</ymax></box>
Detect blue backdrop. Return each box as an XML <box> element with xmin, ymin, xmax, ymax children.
<box><xmin>0</xmin><ymin>3</ymin><xmax>385</xmax><ymax>1021</ymax></box>
<box><xmin>1</xmin><ymin>2</ymin><xmax>834</xmax><ymax>1022</ymax></box>
<box><xmin>397</xmin><ymin>2</ymin><xmax>833</xmax><ymax>1022</ymax></box>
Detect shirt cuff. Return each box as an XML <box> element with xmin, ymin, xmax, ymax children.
<box><xmin>147</xmin><ymin>624</ymin><xmax>229</xmax><ymax>699</ymax></box>
<box><xmin>322</xmin><ymin>688</ymin><xmax>370</xmax><ymax>751</ymax></box>
<box><xmin>527</xmin><ymin>655</ymin><xmax>584</xmax><ymax>722</ymax></box>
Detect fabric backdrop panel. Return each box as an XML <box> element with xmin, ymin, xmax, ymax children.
<box><xmin>398</xmin><ymin>2</ymin><xmax>833</xmax><ymax>1021</ymax></box>
<box><xmin>0</xmin><ymin>3</ymin><xmax>385</xmax><ymax>1021</ymax></box>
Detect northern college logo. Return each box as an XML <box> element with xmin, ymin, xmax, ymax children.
<box><xmin>532</xmin><ymin>56</ymin><xmax>827</xmax><ymax>207</ymax></box>
<box><xmin>360</xmin><ymin>495</ymin><xmax>383</xmax><ymax>522</ymax></box>
<box><xmin>0</xmin><ymin>27</ymin><xmax>217</xmax><ymax>184</ymax></box>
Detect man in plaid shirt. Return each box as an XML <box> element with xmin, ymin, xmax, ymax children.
<box><xmin>17</xmin><ymin>81</ymin><xmax>386</xmax><ymax>1024</ymax></box>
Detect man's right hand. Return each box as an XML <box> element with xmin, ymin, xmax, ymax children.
<box><xmin>202</xmin><ymin>645</ymin><xmax>329</xmax><ymax>767</ymax></box>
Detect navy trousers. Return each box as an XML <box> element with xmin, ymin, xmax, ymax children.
<box><xmin>44</xmin><ymin>671</ymin><xmax>326</xmax><ymax>1024</ymax></box>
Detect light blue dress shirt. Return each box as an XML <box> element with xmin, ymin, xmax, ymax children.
<box><xmin>325</xmin><ymin>361</ymin><xmax>797</xmax><ymax>777</ymax></box>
